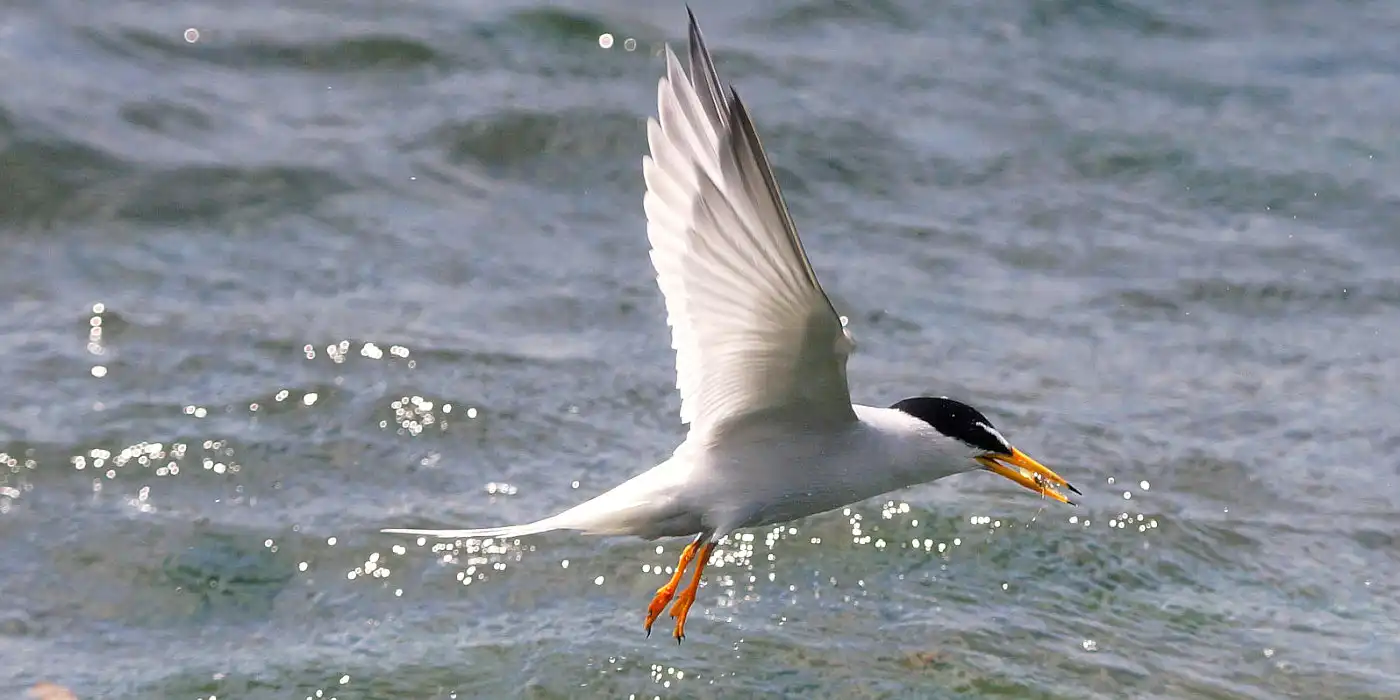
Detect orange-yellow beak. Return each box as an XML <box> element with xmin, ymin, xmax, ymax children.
<box><xmin>975</xmin><ymin>448</ymin><xmax>1080</xmax><ymax>505</ymax></box>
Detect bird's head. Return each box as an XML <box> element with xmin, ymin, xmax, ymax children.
<box><xmin>890</xmin><ymin>396</ymin><xmax>1079</xmax><ymax>505</ymax></box>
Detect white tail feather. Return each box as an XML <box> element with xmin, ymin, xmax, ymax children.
<box><xmin>384</xmin><ymin>457</ymin><xmax>690</xmax><ymax>541</ymax></box>
<box><xmin>381</xmin><ymin>517</ymin><xmax>562</xmax><ymax>540</ymax></box>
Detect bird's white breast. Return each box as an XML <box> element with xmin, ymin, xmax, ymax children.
<box><xmin>676</xmin><ymin>405</ymin><xmax>979</xmax><ymax>534</ymax></box>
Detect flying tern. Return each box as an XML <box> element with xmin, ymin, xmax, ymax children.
<box><xmin>385</xmin><ymin>9</ymin><xmax>1079</xmax><ymax>641</ymax></box>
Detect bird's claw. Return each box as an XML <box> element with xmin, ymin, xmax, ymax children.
<box><xmin>641</xmin><ymin>539</ymin><xmax>714</xmax><ymax>642</ymax></box>
<box><xmin>644</xmin><ymin>539</ymin><xmax>699</xmax><ymax>638</ymax></box>
<box><xmin>668</xmin><ymin>586</ymin><xmax>698</xmax><ymax>642</ymax></box>
<box><xmin>644</xmin><ymin>587</ymin><xmax>675</xmax><ymax>637</ymax></box>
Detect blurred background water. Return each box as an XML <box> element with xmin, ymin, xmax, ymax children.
<box><xmin>3</xmin><ymin>0</ymin><xmax>1399</xmax><ymax>697</ymax></box>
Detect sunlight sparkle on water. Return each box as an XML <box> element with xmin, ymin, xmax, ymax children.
<box><xmin>307</xmin><ymin>340</ymin><xmax>411</xmax><ymax>366</ymax></box>
<box><xmin>87</xmin><ymin>305</ymin><xmax>105</xmax><ymax>358</ymax></box>
<box><xmin>346</xmin><ymin>552</ymin><xmax>391</xmax><ymax>581</ymax></box>
<box><xmin>385</xmin><ymin>395</ymin><xmax>449</xmax><ymax>436</ymax></box>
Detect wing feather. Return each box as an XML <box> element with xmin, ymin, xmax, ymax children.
<box><xmin>644</xmin><ymin>14</ymin><xmax>856</xmax><ymax>434</ymax></box>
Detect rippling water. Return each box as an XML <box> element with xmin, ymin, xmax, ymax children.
<box><xmin>4</xmin><ymin>0</ymin><xmax>1399</xmax><ymax>697</ymax></box>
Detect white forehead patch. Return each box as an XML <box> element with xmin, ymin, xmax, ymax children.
<box><xmin>975</xmin><ymin>421</ymin><xmax>1013</xmax><ymax>452</ymax></box>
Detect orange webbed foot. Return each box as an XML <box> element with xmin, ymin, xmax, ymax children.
<box><xmin>644</xmin><ymin>539</ymin><xmax>699</xmax><ymax>637</ymax></box>
<box><xmin>667</xmin><ymin>541</ymin><xmax>715</xmax><ymax>642</ymax></box>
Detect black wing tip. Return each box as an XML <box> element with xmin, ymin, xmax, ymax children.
<box><xmin>686</xmin><ymin>7</ymin><xmax>702</xmax><ymax>54</ymax></box>
<box><xmin>685</xmin><ymin>7</ymin><xmax>707</xmax><ymax>67</ymax></box>
<box><xmin>687</xmin><ymin>6</ymin><xmax>701</xmax><ymax>38</ymax></box>
<box><xmin>727</xmin><ymin>85</ymin><xmax>746</xmax><ymax>115</ymax></box>
<box><xmin>725</xmin><ymin>86</ymin><xmax>754</xmax><ymax>142</ymax></box>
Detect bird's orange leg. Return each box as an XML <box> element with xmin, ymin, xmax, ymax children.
<box><xmin>668</xmin><ymin>541</ymin><xmax>716</xmax><ymax>641</ymax></box>
<box><xmin>644</xmin><ymin>538</ymin><xmax>700</xmax><ymax>636</ymax></box>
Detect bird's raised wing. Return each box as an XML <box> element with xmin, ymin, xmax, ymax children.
<box><xmin>643</xmin><ymin>13</ymin><xmax>857</xmax><ymax>435</ymax></box>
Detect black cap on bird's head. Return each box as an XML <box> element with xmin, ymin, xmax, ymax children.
<box><xmin>890</xmin><ymin>396</ymin><xmax>1013</xmax><ymax>455</ymax></box>
<box><xmin>891</xmin><ymin>396</ymin><xmax>1080</xmax><ymax>504</ymax></box>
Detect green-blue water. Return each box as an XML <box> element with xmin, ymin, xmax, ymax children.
<box><xmin>3</xmin><ymin>0</ymin><xmax>1399</xmax><ymax>697</ymax></box>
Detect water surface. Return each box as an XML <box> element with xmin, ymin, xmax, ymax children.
<box><xmin>3</xmin><ymin>0</ymin><xmax>1399</xmax><ymax>697</ymax></box>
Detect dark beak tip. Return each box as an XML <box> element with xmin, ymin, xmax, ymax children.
<box><xmin>1066</xmin><ymin>482</ymin><xmax>1083</xmax><ymax>496</ymax></box>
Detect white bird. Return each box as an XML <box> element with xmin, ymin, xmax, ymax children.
<box><xmin>384</xmin><ymin>9</ymin><xmax>1079</xmax><ymax>641</ymax></box>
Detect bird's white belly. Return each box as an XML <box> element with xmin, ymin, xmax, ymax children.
<box><xmin>682</xmin><ymin>418</ymin><xmax>927</xmax><ymax>534</ymax></box>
